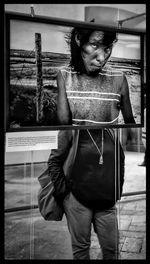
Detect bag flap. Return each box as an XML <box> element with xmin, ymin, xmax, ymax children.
<box><xmin>38</xmin><ymin>168</ymin><xmax>50</xmax><ymax>188</ymax></box>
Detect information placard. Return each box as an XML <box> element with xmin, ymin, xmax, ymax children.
<box><xmin>5</xmin><ymin>131</ymin><xmax>58</xmax><ymax>152</ymax></box>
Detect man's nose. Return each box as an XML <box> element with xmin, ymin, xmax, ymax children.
<box><xmin>96</xmin><ymin>49</ymin><xmax>105</xmax><ymax>62</ymax></box>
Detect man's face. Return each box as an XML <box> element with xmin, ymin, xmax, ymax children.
<box><xmin>81</xmin><ymin>31</ymin><xmax>113</xmax><ymax>74</ymax></box>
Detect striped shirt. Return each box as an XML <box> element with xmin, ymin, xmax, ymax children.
<box><xmin>60</xmin><ymin>66</ymin><xmax>124</xmax><ymax>125</ymax></box>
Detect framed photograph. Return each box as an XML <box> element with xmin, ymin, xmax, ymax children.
<box><xmin>4</xmin><ymin>12</ymin><xmax>145</xmax><ymax>131</ymax></box>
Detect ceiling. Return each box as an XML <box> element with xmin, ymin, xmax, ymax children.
<box><xmin>85</xmin><ymin>6</ymin><xmax>146</xmax><ymax>30</ymax></box>
<box><xmin>5</xmin><ymin>4</ymin><xmax>146</xmax><ymax>31</ymax></box>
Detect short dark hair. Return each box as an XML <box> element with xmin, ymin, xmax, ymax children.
<box><xmin>66</xmin><ymin>27</ymin><xmax>117</xmax><ymax>73</ymax></box>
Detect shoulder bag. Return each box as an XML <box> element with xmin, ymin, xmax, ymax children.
<box><xmin>37</xmin><ymin>130</ymin><xmax>79</xmax><ymax>221</ymax></box>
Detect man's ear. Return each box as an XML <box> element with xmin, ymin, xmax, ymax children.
<box><xmin>75</xmin><ymin>33</ymin><xmax>80</xmax><ymax>47</ymax></box>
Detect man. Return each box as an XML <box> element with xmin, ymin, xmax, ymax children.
<box><xmin>48</xmin><ymin>25</ymin><xmax>135</xmax><ymax>259</ymax></box>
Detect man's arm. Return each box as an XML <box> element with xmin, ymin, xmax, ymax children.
<box><xmin>120</xmin><ymin>75</ymin><xmax>135</xmax><ymax>124</ymax></box>
<box><xmin>57</xmin><ymin>71</ymin><xmax>72</xmax><ymax>125</ymax></box>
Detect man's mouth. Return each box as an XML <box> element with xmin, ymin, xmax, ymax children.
<box><xmin>94</xmin><ymin>65</ymin><xmax>101</xmax><ymax>68</ymax></box>
<box><xmin>92</xmin><ymin>64</ymin><xmax>103</xmax><ymax>69</ymax></box>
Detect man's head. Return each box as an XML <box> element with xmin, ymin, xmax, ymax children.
<box><xmin>67</xmin><ymin>27</ymin><xmax>117</xmax><ymax>74</ymax></box>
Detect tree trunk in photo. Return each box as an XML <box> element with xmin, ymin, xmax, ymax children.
<box><xmin>35</xmin><ymin>33</ymin><xmax>43</xmax><ymax>123</ymax></box>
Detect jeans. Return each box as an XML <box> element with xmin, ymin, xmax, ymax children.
<box><xmin>63</xmin><ymin>192</ymin><xmax>119</xmax><ymax>260</ymax></box>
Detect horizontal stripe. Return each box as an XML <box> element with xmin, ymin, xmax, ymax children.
<box><xmin>68</xmin><ymin>96</ymin><xmax>120</xmax><ymax>102</ymax></box>
<box><xmin>61</xmin><ymin>69</ymin><xmax>77</xmax><ymax>74</ymax></box>
<box><xmin>99</xmin><ymin>72</ymin><xmax>123</xmax><ymax>76</ymax></box>
<box><xmin>73</xmin><ymin>115</ymin><xmax>119</xmax><ymax>124</ymax></box>
<box><xmin>66</xmin><ymin>90</ymin><xmax>121</xmax><ymax>97</ymax></box>
<box><xmin>103</xmin><ymin>68</ymin><xmax>123</xmax><ymax>72</ymax></box>
<box><xmin>61</xmin><ymin>68</ymin><xmax>123</xmax><ymax>76</ymax></box>
<box><xmin>109</xmin><ymin>65</ymin><xmax>141</xmax><ymax>70</ymax></box>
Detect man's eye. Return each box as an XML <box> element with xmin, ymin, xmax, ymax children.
<box><xmin>104</xmin><ymin>48</ymin><xmax>110</xmax><ymax>53</ymax></box>
<box><xmin>104</xmin><ymin>47</ymin><xmax>111</xmax><ymax>54</ymax></box>
<box><xmin>90</xmin><ymin>43</ymin><xmax>97</xmax><ymax>48</ymax></box>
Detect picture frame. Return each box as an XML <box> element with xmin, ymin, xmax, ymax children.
<box><xmin>4</xmin><ymin>11</ymin><xmax>146</xmax><ymax>132</ymax></box>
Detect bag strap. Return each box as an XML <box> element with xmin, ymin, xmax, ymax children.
<box><xmin>106</xmin><ymin>128</ymin><xmax>115</xmax><ymax>141</ymax></box>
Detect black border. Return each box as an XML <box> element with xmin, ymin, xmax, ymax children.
<box><xmin>4</xmin><ymin>11</ymin><xmax>146</xmax><ymax>132</ymax></box>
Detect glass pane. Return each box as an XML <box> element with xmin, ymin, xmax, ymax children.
<box><xmin>5</xmin><ymin>127</ymin><xmax>146</xmax><ymax>259</ymax></box>
<box><xmin>117</xmin><ymin>128</ymin><xmax>146</xmax><ymax>260</ymax></box>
